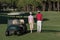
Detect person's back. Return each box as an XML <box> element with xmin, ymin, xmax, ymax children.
<box><xmin>36</xmin><ymin>13</ymin><xmax>42</xmax><ymax>21</ymax></box>
<box><xmin>36</xmin><ymin>11</ymin><xmax>43</xmax><ymax>32</ymax></box>
<box><xmin>28</xmin><ymin>15</ymin><xmax>34</xmax><ymax>23</ymax></box>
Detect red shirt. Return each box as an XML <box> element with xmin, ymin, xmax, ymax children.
<box><xmin>36</xmin><ymin>13</ymin><xmax>43</xmax><ymax>21</ymax></box>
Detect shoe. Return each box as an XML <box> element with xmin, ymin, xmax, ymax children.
<box><xmin>31</xmin><ymin>30</ymin><xmax>32</xmax><ymax>33</ymax></box>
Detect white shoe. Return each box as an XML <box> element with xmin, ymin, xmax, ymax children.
<box><xmin>31</xmin><ymin>30</ymin><xmax>32</xmax><ymax>33</ymax></box>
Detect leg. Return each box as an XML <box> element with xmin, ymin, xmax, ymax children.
<box><xmin>30</xmin><ymin>23</ymin><xmax>33</xmax><ymax>33</ymax></box>
<box><xmin>37</xmin><ymin>21</ymin><xmax>39</xmax><ymax>32</ymax></box>
<box><xmin>39</xmin><ymin>21</ymin><xmax>42</xmax><ymax>32</ymax></box>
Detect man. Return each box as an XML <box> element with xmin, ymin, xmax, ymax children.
<box><xmin>28</xmin><ymin>12</ymin><xmax>34</xmax><ymax>33</ymax></box>
<box><xmin>36</xmin><ymin>11</ymin><xmax>43</xmax><ymax>32</ymax></box>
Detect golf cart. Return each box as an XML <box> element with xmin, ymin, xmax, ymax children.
<box><xmin>5</xmin><ymin>12</ymin><xmax>27</xmax><ymax>36</ymax></box>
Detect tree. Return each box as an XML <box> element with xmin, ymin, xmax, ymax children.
<box><xmin>42</xmin><ymin>0</ymin><xmax>46</xmax><ymax>11</ymax></box>
<box><xmin>57</xmin><ymin>0</ymin><xmax>60</xmax><ymax>12</ymax></box>
<box><xmin>16</xmin><ymin>0</ymin><xmax>26</xmax><ymax>11</ymax></box>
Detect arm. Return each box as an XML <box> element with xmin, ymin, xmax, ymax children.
<box><xmin>32</xmin><ymin>16</ymin><xmax>34</xmax><ymax>23</ymax></box>
<box><xmin>28</xmin><ymin>16</ymin><xmax>29</xmax><ymax>23</ymax></box>
<box><xmin>41</xmin><ymin>14</ymin><xmax>43</xmax><ymax>21</ymax></box>
<box><xmin>36</xmin><ymin>14</ymin><xmax>37</xmax><ymax>19</ymax></box>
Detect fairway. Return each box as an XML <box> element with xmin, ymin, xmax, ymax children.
<box><xmin>0</xmin><ymin>11</ymin><xmax>60</xmax><ymax>40</ymax></box>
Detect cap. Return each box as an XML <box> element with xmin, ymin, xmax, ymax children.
<box><xmin>29</xmin><ymin>12</ymin><xmax>32</xmax><ymax>14</ymax></box>
<box><xmin>37</xmin><ymin>11</ymin><xmax>40</xmax><ymax>12</ymax></box>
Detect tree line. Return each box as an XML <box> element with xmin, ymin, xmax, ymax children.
<box><xmin>0</xmin><ymin>0</ymin><xmax>60</xmax><ymax>12</ymax></box>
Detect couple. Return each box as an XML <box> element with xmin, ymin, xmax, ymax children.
<box><xmin>28</xmin><ymin>11</ymin><xmax>43</xmax><ymax>33</ymax></box>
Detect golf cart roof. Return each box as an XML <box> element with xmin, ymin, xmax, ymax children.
<box><xmin>7</xmin><ymin>12</ymin><xmax>25</xmax><ymax>15</ymax></box>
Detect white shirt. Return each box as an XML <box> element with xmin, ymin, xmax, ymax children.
<box><xmin>28</xmin><ymin>15</ymin><xmax>34</xmax><ymax>23</ymax></box>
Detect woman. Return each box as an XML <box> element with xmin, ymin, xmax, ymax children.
<box><xmin>28</xmin><ymin>12</ymin><xmax>34</xmax><ymax>33</ymax></box>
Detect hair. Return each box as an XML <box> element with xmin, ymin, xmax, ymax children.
<box><xmin>19</xmin><ymin>19</ymin><xmax>24</xmax><ymax>24</ymax></box>
<box><xmin>12</xmin><ymin>19</ymin><xmax>18</xmax><ymax>25</ymax></box>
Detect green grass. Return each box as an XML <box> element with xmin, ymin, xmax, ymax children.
<box><xmin>0</xmin><ymin>11</ymin><xmax>60</xmax><ymax>40</ymax></box>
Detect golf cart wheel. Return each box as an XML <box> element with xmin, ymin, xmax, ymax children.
<box><xmin>5</xmin><ymin>32</ymin><xmax>9</xmax><ymax>36</ymax></box>
<box><xmin>5</xmin><ymin>31</ymin><xmax>12</xmax><ymax>36</ymax></box>
<box><xmin>17</xmin><ymin>31</ymin><xmax>21</xmax><ymax>36</ymax></box>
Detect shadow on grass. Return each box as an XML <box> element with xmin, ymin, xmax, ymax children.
<box><xmin>26</xmin><ymin>30</ymin><xmax>37</xmax><ymax>33</ymax></box>
<box><xmin>26</xmin><ymin>29</ymin><xmax>60</xmax><ymax>33</ymax></box>
<box><xmin>42</xmin><ymin>30</ymin><xmax>60</xmax><ymax>33</ymax></box>
<box><xmin>43</xmin><ymin>18</ymin><xmax>49</xmax><ymax>21</ymax></box>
